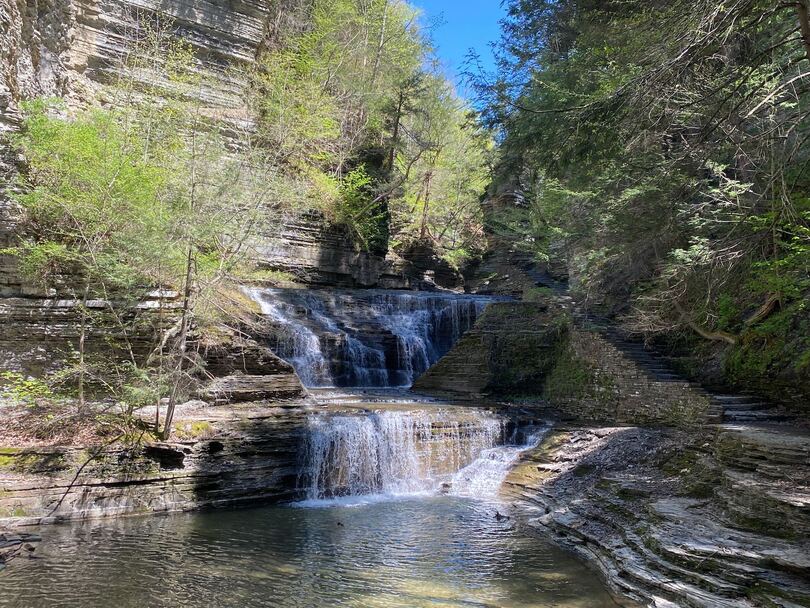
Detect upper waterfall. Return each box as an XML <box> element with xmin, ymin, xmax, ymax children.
<box><xmin>246</xmin><ymin>287</ymin><xmax>496</xmax><ymax>388</ymax></box>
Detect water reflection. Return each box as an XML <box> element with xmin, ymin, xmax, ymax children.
<box><xmin>2</xmin><ymin>497</ymin><xmax>618</xmax><ymax>608</ymax></box>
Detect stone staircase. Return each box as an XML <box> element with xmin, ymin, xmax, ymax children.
<box><xmin>528</xmin><ymin>267</ymin><xmax>795</xmax><ymax>426</ymax></box>
<box><xmin>581</xmin><ymin>317</ymin><xmax>793</xmax><ymax>425</ymax></box>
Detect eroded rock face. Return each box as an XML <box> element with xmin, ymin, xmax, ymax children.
<box><xmin>255</xmin><ymin>211</ymin><xmax>464</xmax><ymax>290</ymax></box>
<box><xmin>413</xmin><ymin>301</ymin><xmax>565</xmax><ymax>398</ymax></box>
<box><xmin>0</xmin><ymin>0</ymin><xmax>73</xmax><ymax>133</ymax></box>
<box><xmin>197</xmin><ymin>329</ymin><xmax>307</xmax><ymax>403</ymax></box>
<box><xmin>504</xmin><ymin>424</ymin><xmax>810</xmax><ymax>607</ymax></box>
<box><xmin>0</xmin><ymin>403</ymin><xmax>310</xmax><ymax>524</ymax></box>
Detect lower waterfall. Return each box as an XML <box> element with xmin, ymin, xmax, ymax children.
<box><xmin>297</xmin><ymin>408</ymin><xmax>546</xmax><ymax>505</ymax></box>
<box><xmin>449</xmin><ymin>428</ymin><xmax>549</xmax><ymax>498</ymax></box>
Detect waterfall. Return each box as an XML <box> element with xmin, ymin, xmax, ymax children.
<box><xmin>245</xmin><ymin>287</ymin><xmax>495</xmax><ymax>387</ymax></box>
<box><xmin>298</xmin><ymin>410</ymin><xmax>507</xmax><ymax>504</ymax></box>
<box><xmin>449</xmin><ymin>427</ymin><xmax>550</xmax><ymax>498</ymax></box>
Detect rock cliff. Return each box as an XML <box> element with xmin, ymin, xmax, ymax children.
<box><xmin>0</xmin><ymin>0</ymin><xmax>462</xmax><ymax>376</ymax></box>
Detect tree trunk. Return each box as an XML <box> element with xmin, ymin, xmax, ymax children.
<box><xmin>155</xmin><ymin>264</ymin><xmax>164</xmax><ymax>435</ymax></box>
<box><xmin>674</xmin><ymin>301</ymin><xmax>738</xmax><ymax>345</ymax></box>
<box><xmin>371</xmin><ymin>0</ymin><xmax>389</xmax><ymax>86</ymax></box>
<box><xmin>799</xmin><ymin>1</ymin><xmax>810</xmax><ymax>62</ymax></box>
<box><xmin>420</xmin><ymin>170</ymin><xmax>433</xmax><ymax>240</ymax></box>
<box><xmin>387</xmin><ymin>90</ymin><xmax>404</xmax><ymax>171</ymax></box>
<box><xmin>77</xmin><ymin>283</ymin><xmax>90</xmax><ymax>410</ymax></box>
<box><xmin>161</xmin><ymin>246</ymin><xmax>194</xmax><ymax>440</ymax></box>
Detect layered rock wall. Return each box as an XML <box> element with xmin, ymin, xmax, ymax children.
<box><xmin>413</xmin><ymin>301</ymin><xmax>564</xmax><ymax>397</ymax></box>
<box><xmin>416</xmin><ymin>299</ymin><xmax>717</xmax><ymax>427</ymax></box>
<box><xmin>505</xmin><ymin>423</ymin><xmax>810</xmax><ymax>607</ymax></box>
<box><xmin>255</xmin><ymin>210</ymin><xmax>461</xmax><ymax>290</ymax></box>
<box><xmin>0</xmin><ymin>403</ymin><xmax>309</xmax><ymax>525</ymax></box>
<box><xmin>199</xmin><ymin>332</ymin><xmax>306</xmax><ymax>403</ymax></box>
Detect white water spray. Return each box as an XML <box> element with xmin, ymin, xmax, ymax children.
<box><xmin>299</xmin><ymin>410</ymin><xmax>506</xmax><ymax>502</ymax></box>
<box><xmin>449</xmin><ymin>427</ymin><xmax>550</xmax><ymax>498</ymax></box>
<box><xmin>244</xmin><ymin>287</ymin><xmax>494</xmax><ymax>387</ymax></box>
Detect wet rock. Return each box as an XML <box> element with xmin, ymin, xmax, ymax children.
<box><xmin>0</xmin><ymin>531</ymin><xmax>41</xmax><ymax>568</ymax></box>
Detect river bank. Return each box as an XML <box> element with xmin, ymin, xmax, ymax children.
<box><xmin>505</xmin><ymin>423</ymin><xmax>810</xmax><ymax>607</ymax></box>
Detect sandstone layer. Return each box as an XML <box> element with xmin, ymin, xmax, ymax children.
<box><xmin>0</xmin><ymin>401</ymin><xmax>310</xmax><ymax>526</ymax></box>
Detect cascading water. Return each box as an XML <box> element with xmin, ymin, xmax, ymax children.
<box><xmin>298</xmin><ymin>409</ymin><xmax>507</xmax><ymax>504</ymax></box>
<box><xmin>450</xmin><ymin>427</ymin><xmax>550</xmax><ymax>498</ymax></box>
<box><xmin>245</xmin><ymin>286</ymin><xmax>538</xmax><ymax>506</ymax></box>
<box><xmin>245</xmin><ymin>287</ymin><xmax>494</xmax><ymax>388</ymax></box>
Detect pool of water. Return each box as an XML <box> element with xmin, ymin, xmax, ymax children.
<box><xmin>2</xmin><ymin>497</ymin><xmax>618</xmax><ymax>608</ymax></box>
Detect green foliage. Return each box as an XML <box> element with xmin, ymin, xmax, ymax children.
<box><xmin>254</xmin><ymin>48</ymin><xmax>341</xmax><ymax>167</ymax></box>
<box><xmin>390</xmin><ymin>82</ymin><xmax>492</xmax><ymax>263</ymax></box>
<box><xmin>484</xmin><ymin>0</ymin><xmax>810</xmax><ymax>394</ymax></box>
<box><xmin>0</xmin><ymin>372</ymin><xmax>53</xmax><ymax>405</ymax></box>
<box><xmin>336</xmin><ymin>165</ymin><xmax>387</xmax><ymax>251</ymax></box>
<box><xmin>253</xmin><ymin>0</ymin><xmax>492</xmax><ymax>262</ymax></box>
<box><xmin>12</xmin><ymin>100</ymin><xmax>176</xmax><ymax>293</ymax></box>
<box><xmin>523</xmin><ymin>286</ymin><xmax>552</xmax><ymax>302</ymax></box>
<box><xmin>716</xmin><ymin>295</ymin><xmax>739</xmax><ymax>333</ymax></box>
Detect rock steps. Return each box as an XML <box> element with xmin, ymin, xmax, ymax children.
<box><xmin>526</xmin><ymin>267</ymin><xmax>795</xmax><ymax>426</ymax></box>
<box><xmin>575</xmin><ymin>313</ymin><xmax>794</xmax><ymax>425</ymax></box>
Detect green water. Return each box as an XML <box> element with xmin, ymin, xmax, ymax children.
<box><xmin>2</xmin><ymin>497</ymin><xmax>618</xmax><ymax>607</ymax></box>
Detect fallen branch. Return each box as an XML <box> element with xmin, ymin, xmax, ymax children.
<box><xmin>674</xmin><ymin>301</ymin><xmax>739</xmax><ymax>345</ymax></box>
<box><xmin>744</xmin><ymin>293</ymin><xmax>780</xmax><ymax>327</ymax></box>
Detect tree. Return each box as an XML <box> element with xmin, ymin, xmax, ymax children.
<box><xmin>253</xmin><ymin>0</ymin><xmax>492</xmax><ymax>265</ymax></box>
<box><xmin>480</xmin><ymin>0</ymin><xmax>810</xmax><ymax>386</ymax></box>
<box><xmin>9</xmin><ymin>20</ymin><xmax>285</xmax><ymax>438</ymax></box>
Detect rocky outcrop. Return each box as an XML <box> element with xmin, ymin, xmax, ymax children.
<box><xmin>256</xmin><ymin>210</ymin><xmax>412</xmax><ymax>289</ymax></box>
<box><xmin>0</xmin><ymin>401</ymin><xmax>311</xmax><ymax>525</ymax></box>
<box><xmin>0</xmin><ymin>530</ymin><xmax>40</xmax><ymax>571</ymax></box>
<box><xmin>0</xmin><ymin>0</ymin><xmax>73</xmax><ymax>133</ymax></box>
<box><xmin>256</xmin><ymin>210</ymin><xmax>464</xmax><ymax>290</ymax></box>
<box><xmin>202</xmin><ymin>373</ymin><xmax>304</xmax><ymax>404</ymax></box>
<box><xmin>413</xmin><ymin>301</ymin><xmax>566</xmax><ymax>398</ymax></box>
<box><xmin>397</xmin><ymin>242</ymin><xmax>464</xmax><ymax>290</ymax></box>
<box><xmin>198</xmin><ymin>330</ymin><xmax>306</xmax><ymax>403</ymax></box>
<box><xmin>504</xmin><ymin>423</ymin><xmax>810</xmax><ymax>607</ymax></box>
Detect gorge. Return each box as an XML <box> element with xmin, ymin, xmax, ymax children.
<box><xmin>2</xmin><ymin>1</ymin><xmax>810</xmax><ymax>607</ymax></box>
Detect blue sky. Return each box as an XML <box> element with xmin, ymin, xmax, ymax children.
<box><xmin>414</xmin><ymin>0</ymin><xmax>505</xmax><ymax>91</ymax></box>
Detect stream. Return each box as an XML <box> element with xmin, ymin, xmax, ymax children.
<box><xmin>2</xmin><ymin>289</ymin><xmax>620</xmax><ymax>607</ymax></box>
<box><xmin>1</xmin><ymin>496</ymin><xmax>618</xmax><ymax>608</ymax></box>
